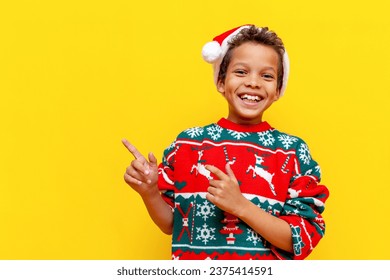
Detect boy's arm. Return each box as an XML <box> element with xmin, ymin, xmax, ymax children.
<box><xmin>235</xmin><ymin>199</ymin><xmax>293</xmax><ymax>252</ymax></box>
<box><xmin>139</xmin><ymin>186</ymin><xmax>174</xmax><ymax>235</ymax></box>
<box><xmin>122</xmin><ymin>139</ymin><xmax>173</xmax><ymax>235</ymax></box>
<box><xmin>206</xmin><ymin>164</ymin><xmax>293</xmax><ymax>252</ymax></box>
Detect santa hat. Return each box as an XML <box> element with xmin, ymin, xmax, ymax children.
<box><xmin>201</xmin><ymin>25</ymin><xmax>290</xmax><ymax>96</ymax></box>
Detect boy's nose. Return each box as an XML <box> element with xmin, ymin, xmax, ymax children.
<box><xmin>245</xmin><ymin>75</ymin><xmax>260</xmax><ymax>88</ymax></box>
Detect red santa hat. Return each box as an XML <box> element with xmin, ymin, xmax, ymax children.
<box><xmin>201</xmin><ymin>24</ymin><xmax>290</xmax><ymax>96</ymax></box>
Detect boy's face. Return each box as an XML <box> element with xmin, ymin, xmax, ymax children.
<box><xmin>217</xmin><ymin>42</ymin><xmax>280</xmax><ymax>125</ymax></box>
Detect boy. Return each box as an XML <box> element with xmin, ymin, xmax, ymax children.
<box><xmin>123</xmin><ymin>24</ymin><xmax>329</xmax><ymax>259</ymax></box>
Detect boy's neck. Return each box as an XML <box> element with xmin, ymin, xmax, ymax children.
<box><xmin>226</xmin><ymin>116</ymin><xmax>263</xmax><ymax>126</ymax></box>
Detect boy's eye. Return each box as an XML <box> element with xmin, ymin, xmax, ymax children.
<box><xmin>263</xmin><ymin>74</ymin><xmax>275</xmax><ymax>80</ymax></box>
<box><xmin>234</xmin><ymin>69</ymin><xmax>247</xmax><ymax>75</ymax></box>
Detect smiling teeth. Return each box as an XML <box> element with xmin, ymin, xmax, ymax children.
<box><xmin>241</xmin><ymin>94</ymin><xmax>260</xmax><ymax>101</ymax></box>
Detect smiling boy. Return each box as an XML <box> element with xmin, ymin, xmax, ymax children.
<box><xmin>123</xmin><ymin>24</ymin><xmax>329</xmax><ymax>260</ymax></box>
<box><xmin>217</xmin><ymin>42</ymin><xmax>280</xmax><ymax>125</ymax></box>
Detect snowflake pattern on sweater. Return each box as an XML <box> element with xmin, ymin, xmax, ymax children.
<box><xmin>158</xmin><ymin>118</ymin><xmax>329</xmax><ymax>260</ymax></box>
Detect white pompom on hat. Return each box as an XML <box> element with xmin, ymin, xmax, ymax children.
<box><xmin>201</xmin><ymin>24</ymin><xmax>290</xmax><ymax>97</ymax></box>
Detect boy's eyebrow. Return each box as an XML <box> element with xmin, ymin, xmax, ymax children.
<box><xmin>261</xmin><ymin>66</ymin><xmax>277</xmax><ymax>73</ymax></box>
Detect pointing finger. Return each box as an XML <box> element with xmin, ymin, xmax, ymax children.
<box><xmin>205</xmin><ymin>165</ymin><xmax>227</xmax><ymax>180</ymax></box>
<box><xmin>225</xmin><ymin>163</ymin><xmax>237</xmax><ymax>182</ymax></box>
<box><xmin>122</xmin><ymin>139</ymin><xmax>145</xmax><ymax>161</ymax></box>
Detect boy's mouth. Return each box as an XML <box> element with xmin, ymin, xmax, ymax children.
<box><xmin>239</xmin><ymin>94</ymin><xmax>262</xmax><ymax>103</ymax></box>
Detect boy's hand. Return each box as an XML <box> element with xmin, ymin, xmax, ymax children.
<box><xmin>205</xmin><ymin>164</ymin><xmax>249</xmax><ymax>216</ymax></box>
<box><xmin>122</xmin><ymin>139</ymin><xmax>159</xmax><ymax>197</ymax></box>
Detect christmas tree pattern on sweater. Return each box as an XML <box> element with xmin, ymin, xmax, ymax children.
<box><xmin>158</xmin><ymin>118</ymin><xmax>329</xmax><ymax>260</ymax></box>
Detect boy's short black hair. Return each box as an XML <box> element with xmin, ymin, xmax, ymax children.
<box><xmin>218</xmin><ymin>25</ymin><xmax>286</xmax><ymax>91</ymax></box>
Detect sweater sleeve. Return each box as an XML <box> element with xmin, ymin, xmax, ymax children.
<box><xmin>272</xmin><ymin>139</ymin><xmax>330</xmax><ymax>260</ymax></box>
<box><xmin>157</xmin><ymin>140</ymin><xmax>177</xmax><ymax>208</ymax></box>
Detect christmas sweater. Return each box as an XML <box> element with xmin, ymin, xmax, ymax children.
<box><xmin>158</xmin><ymin>118</ymin><xmax>329</xmax><ymax>260</ymax></box>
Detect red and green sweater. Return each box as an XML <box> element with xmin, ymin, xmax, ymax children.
<box><xmin>158</xmin><ymin>118</ymin><xmax>329</xmax><ymax>260</ymax></box>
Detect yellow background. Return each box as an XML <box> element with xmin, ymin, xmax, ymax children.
<box><xmin>1</xmin><ymin>0</ymin><xmax>389</xmax><ymax>260</ymax></box>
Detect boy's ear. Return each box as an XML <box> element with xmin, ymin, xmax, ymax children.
<box><xmin>274</xmin><ymin>87</ymin><xmax>281</xmax><ymax>101</ymax></box>
<box><xmin>217</xmin><ymin>79</ymin><xmax>225</xmax><ymax>95</ymax></box>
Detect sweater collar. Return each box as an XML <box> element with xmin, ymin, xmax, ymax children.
<box><xmin>217</xmin><ymin>118</ymin><xmax>272</xmax><ymax>133</ymax></box>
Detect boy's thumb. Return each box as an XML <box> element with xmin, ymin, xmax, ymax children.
<box><xmin>148</xmin><ymin>152</ymin><xmax>157</xmax><ymax>165</ymax></box>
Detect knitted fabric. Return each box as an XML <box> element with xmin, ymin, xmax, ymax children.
<box><xmin>158</xmin><ymin>118</ymin><xmax>329</xmax><ymax>260</ymax></box>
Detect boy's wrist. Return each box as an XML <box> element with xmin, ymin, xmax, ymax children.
<box><xmin>232</xmin><ymin>198</ymin><xmax>252</xmax><ymax>220</ymax></box>
<box><xmin>139</xmin><ymin>184</ymin><xmax>160</xmax><ymax>200</ymax></box>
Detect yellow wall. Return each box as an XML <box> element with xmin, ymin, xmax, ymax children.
<box><xmin>1</xmin><ymin>0</ymin><xmax>389</xmax><ymax>260</ymax></box>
